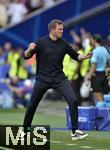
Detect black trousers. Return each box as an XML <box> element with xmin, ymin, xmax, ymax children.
<box><xmin>23</xmin><ymin>78</ymin><xmax>78</xmax><ymax>133</ymax></box>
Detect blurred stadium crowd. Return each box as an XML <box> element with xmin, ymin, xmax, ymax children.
<box><xmin>0</xmin><ymin>26</ymin><xmax>110</xmax><ymax>109</ymax></box>
<box><xmin>0</xmin><ymin>41</ymin><xmax>35</xmax><ymax>108</ymax></box>
<box><xmin>0</xmin><ymin>0</ymin><xmax>59</xmax><ymax>27</ymax></box>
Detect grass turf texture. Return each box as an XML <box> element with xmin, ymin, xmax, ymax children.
<box><xmin>0</xmin><ymin>100</ymin><xmax>110</xmax><ymax>150</ymax></box>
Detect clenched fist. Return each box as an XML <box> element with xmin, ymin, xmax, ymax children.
<box><xmin>28</xmin><ymin>42</ymin><xmax>36</xmax><ymax>50</ymax></box>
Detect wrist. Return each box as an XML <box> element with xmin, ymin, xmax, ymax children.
<box><xmin>86</xmin><ymin>74</ymin><xmax>92</xmax><ymax>80</ymax></box>
<box><xmin>28</xmin><ymin>48</ymin><xmax>34</xmax><ymax>52</ymax></box>
<box><xmin>78</xmin><ymin>54</ymin><xmax>83</xmax><ymax>61</ymax></box>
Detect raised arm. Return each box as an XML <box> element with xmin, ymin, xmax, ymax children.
<box><xmin>24</xmin><ymin>43</ymin><xmax>36</xmax><ymax>59</ymax></box>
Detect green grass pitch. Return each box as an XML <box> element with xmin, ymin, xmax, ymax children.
<box><xmin>0</xmin><ymin>100</ymin><xmax>110</xmax><ymax>150</ymax></box>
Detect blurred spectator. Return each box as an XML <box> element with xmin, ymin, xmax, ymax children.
<box><xmin>80</xmin><ymin>28</ymin><xmax>91</xmax><ymax>49</ymax></box>
<box><xmin>27</xmin><ymin>0</ymin><xmax>44</xmax><ymax>13</ymax></box>
<box><xmin>9</xmin><ymin>47</ymin><xmax>28</xmax><ymax>80</ymax></box>
<box><xmin>63</xmin><ymin>42</ymin><xmax>91</xmax><ymax>105</ymax></box>
<box><xmin>70</xmin><ymin>30</ymin><xmax>81</xmax><ymax>43</ymax></box>
<box><xmin>64</xmin><ymin>30</ymin><xmax>93</xmax><ymax>105</ymax></box>
<box><xmin>7</xmin><ymin>46</ymin><xmax>16</xmax><ymax>65</ymax></box>
<box><xmin>0</xmin><ymin>0</ymin><xmax>59</xmax><ymax>27</ymax></box>
<box><xmin>1</xmin><ymin>0</ymin><xmax>10</xmax><ymax>6</ymax></box>
<box><xmin>43</xmin><ymin>0</ymin><xmax>55</xmax><ymax>7</ymax></box>
<box><xmin>0</xmin><ymin>47</ymin><xmax>6</xmax><ymax>65</ymax></box>
<box><xmin>8</xmin><ymin>0</ymin><xmax>28</xmax><ymax>25</ymax></box>
<box><xmin>21</xmin><ymin>0</ymin><xmax>27</xmax><ymax>5</ymax></box>
<box><xmin>70</xmin><ymin>28</ymin><xmax>91</xmax><ymax>50</ymax></box>
<box><xmin>0</xmin><ymin>0</ymin><xmax>8</xmax><ymax>27</ymax></box>
<box><xmin>3</xmin><ymin>42</ymin><xmax>12</xmax><ymax>63</ymax></box>
<box><xmin>0</xmin><ymin>79</ymin><xmax>13</xmax><ymax>108</ymax></box>
<box><xmin>16</xmin><ymin>47</ymin><xmax>28</xmax><ymax>80</ymax></box>
<box><xmin>6</xmin><ymin>76</ymin><xmax>27</xmax><ymax>108</ymax></box>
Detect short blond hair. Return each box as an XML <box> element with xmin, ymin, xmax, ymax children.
<box><xmin>48</xmin><ymin>19</ymin><xmax>64</xmax><ymax>32</ymax></box>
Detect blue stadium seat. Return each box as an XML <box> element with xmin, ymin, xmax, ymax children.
<box><xmin>0</xmin><ymin>64</ymin><xmax>10</xmax><ymax>79</ymax></box>
<box><xmin>0</xmin><ymin>82</ymin><xmax>10</xmax><ymax>92</ymax></box>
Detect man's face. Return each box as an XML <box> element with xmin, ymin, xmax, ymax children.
<box><xmin>90</xmin><ymin>37</ymin><xmax>95</xmax><ymax>47</ymax></box>
<box><xmin>52</xmin><ymin>24</ymin><xmax>64</xmax><ymax>39</ymax></box>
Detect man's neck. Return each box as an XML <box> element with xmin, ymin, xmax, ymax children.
<box><xmin>49</xmin><ymin>33</ymin><xmax>57</xmax><ymax>41</ymax></box>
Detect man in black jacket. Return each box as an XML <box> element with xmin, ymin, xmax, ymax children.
<box><xmin>23</xmin><ymin>19</ymin><xmax>92</xmax><ymax>140</ymax></box>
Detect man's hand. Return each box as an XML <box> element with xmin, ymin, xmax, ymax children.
<box><xmin>85</xmin><ymin>52</ymin><xmax>93</xmax><ymax>59</ymax></box>
<box><xmin>85</xmin><ymin>63</ymin><xmax>96</xmax><ymax>81</ymax></box>
<box><xmin>85</xmin><ymin>73</ymin><xmax>92</xmax><ymax>81</ymax></box>
<box><xmin>28</xmin><ymin>43</ymin><xmax>36</xmax><ymax>51</ymax></box>
<box><xmin>78</xmin><ymin>52</ymin><xmax>92</xmax><ymax>61</ymax></box>
<box><xmin>24</xmin><ymin>42</ymin><xmax>36</xmax><ymax>59</ymax></box>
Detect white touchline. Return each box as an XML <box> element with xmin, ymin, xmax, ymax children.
<box><xmin>95</xmin><ymin>149</ymin><xmax>108</xmax><ymax>150</ymax></box>
<box><xmin>51</xmin><ymin>141</ymin><xmax>62</xmax><ymax>143</ymax></box>
<box><xmin>79</xmin><ymin>146</ymin><xmax>93</xmax><ymax>149</ymax></box>
<box><xmin>66</xmin><ymin>143</ymin><xmax>77</xmax><ymax>146</ymax></box>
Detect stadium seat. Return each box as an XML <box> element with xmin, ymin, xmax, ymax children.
<box><xmin>104</xmin><ymin>94</ymin><xmax>110</xmax><ymax>107</ymax></box>
<box><xmin>0</xmin><ymin>64</ymin><xmax>10</xmax><ymax>79</ymax></box>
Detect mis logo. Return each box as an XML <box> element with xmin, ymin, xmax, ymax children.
<box><xmin>0</xmin><ymin>125</ymin><xmax>50</xmax><ymax>150</ymax></box>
